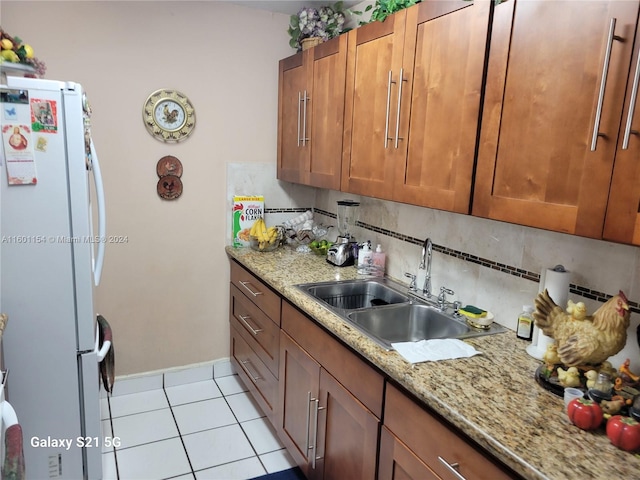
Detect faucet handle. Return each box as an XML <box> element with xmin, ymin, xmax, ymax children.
<box><xmin>404</xmin><ymin>272</ymin><xmax>417</xmax><ymax>291</ymax></box>
<box><xmin>438</xmin><ymin>287</ymin><xmax>455</xmax><ymax>309</ymax></box>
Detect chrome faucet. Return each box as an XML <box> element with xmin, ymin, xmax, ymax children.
<box><xmin>419</xmin><ymin>237</ymin><xmax>432</xmax><ymax>297</ymax></box>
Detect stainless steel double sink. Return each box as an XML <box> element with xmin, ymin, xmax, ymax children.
<box><xmin>296</xmin><ymin>277</ymin><xmax>507</xmax><ymax>350</ymax></box>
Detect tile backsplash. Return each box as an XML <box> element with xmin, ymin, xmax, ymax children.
<box><xmin>227</xmin><ymin>163</ymin><xmax>640</xmax><ymax>370</ymax></box>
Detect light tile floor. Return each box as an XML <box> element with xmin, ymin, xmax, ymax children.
<box><xmin>101</xmin><ymin>374</ymin><xmax>296</xmax><ymax>479</ymax></box>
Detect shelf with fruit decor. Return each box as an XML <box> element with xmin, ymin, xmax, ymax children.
<box><xmin>0</xmin><ymin>27</ymin><xmax>46</xmax><ymax>81</ymax></box>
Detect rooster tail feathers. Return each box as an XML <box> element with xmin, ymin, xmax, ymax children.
<box><xmin>533</xmin><ymin>289</ymin><xmax>563</xmax><ymax>333</ymax></box>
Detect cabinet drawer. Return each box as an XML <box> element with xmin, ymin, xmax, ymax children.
<box><xmin>230</xmin><ymin>260</ymin><xmax>281</xmax><ymax>322</ymax></box>
<box><xmin>230</xmin><ymin>284</ymin><xmax>279</xmax><ymax>377</ymax></box>
<box><xmin>384</xmin><ymin>384</ymin><xmax>515</xmax><ymax>480</ymax></box>
<box><xmin>230</xmin><ymin>323</ymin><xmax>278</xmax><ymax>423</ymax></box>
<box><xmin>281</xmin><ymin>301</ymin><xmax>384</xmax><ymax>418</ymax></box>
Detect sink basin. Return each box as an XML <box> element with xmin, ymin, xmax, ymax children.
<box><xmin>296</xmin><ymin>278</ymin><xmax>507</xmax><ymax>350</ymax></box>
<box><xmin>347</xmin><ymin>303</ymin><xmax>471</xmax><ymax>347</ymax></box>
<box><xmin>297</xmin><ymin>278</ymin><xmax>409</xmax><ymax>311</ymax></box>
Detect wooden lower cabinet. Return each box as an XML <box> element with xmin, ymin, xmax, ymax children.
<box><xmin>278</xmin><ymin>330</ymin><xmax>380</xmax><ymax>480</ymax></box>
<box><xmin>228</xmin><ymin>260</ymin><xmax>281</xmax><ymax>425</ymax></box>
<box><xmin>379</xmin><ymin>427</ymin><xmax>439</xmax><ymax>480</ymax></box>
<box><xmin>382</xmin><ymin>383</ymin><xmax>518</xmax><ymax>480</ymax></box>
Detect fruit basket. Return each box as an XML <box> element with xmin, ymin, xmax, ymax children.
<box><xmin>249</xmin><ymin>225</ymin><xmax>285</xmax><ymax>252</ymax></box>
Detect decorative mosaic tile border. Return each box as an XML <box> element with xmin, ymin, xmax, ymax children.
<box><xmin>270</xmin><ymin>207</ymin><xmax>640</xmax><ymax>314</ymax></box>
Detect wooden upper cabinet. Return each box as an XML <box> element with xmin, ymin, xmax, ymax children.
<box><xmin>603</xmin><ymin>17</ymin><xmax>640</xmax><ymax>245</ymax></box>
<box><xmin>278</xmin><ymin>52</ymin><xmax>308</xmax><ymax>184</ymax></box>
<box><xmin>277</xmin><ymin>36</ymin><xmax>347</xmax><ymax>190</ymax></box>
<box><xmin>341</xmin><ymin>10</ymin><xmax>407</xmax><ymax>199</ymax></box>
<box><xmin>393</xmin><ymin>0</ymin><xmax>492</xmax><ymax>212</ymax></box>
<box><xmin>342</xmin><ymin>1</ymin><xmax>492</xmax><ymax>212</ymax></box>
<box><xmin>473</xmin><ymin>0</ymin><xmax>640</xmax><ymax>238</ymax></box>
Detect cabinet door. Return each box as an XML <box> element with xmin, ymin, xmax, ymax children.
<box><xmin>379</xmin><ymin>427</ymin><xmax>439</xmax><ymax>480</ymax></box>
<box><xmin>312</xmin><ymin>369</ymin><xmax>379</xmax><ymax>480</ymax></box>
<box><xmin>278</xmin><ymin>51</ymin><xmax>310</xmax><ymax>184</ymax></box>
<box><xmin>393</xmin><ymin>0</ymin><xmax>491</xmax><ymax>212</ymax></box>
<box><xmin>278</xmin><ymin>331</ymin><xmax>321</xmax><ymax>477</ymax></box>
<box><xmin>341</xmin><ymin>10</ymin><xmax>407</xmax><ymax>199</ymax></box>
<box><xmin>308</xmin><ymin>35</ymin><xmax>348</xmax><ymax>190</ymax></box>
<box><xmin>603</xmin><ymin>17</ymin><xmax>640</xmax><ymax>245</ymax></box>
<box><xmin>473</xmin><ymin>0</ymin><xmax>639</xmax><ymax>237</ymax></box>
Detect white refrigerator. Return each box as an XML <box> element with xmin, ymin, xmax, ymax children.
<box><xmin>0</xmin><ymin>75</ymin><xmax>108</xmax><ymax>479</ymax></box>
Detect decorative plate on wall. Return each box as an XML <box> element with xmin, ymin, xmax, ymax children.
<box><xmin>143</xmin><ymin>89</ymin><xmax>195</xmax><ymax>143</ymax></box>
<box><xmin>156</xmin><ymin>155</ymin><xmax>183</xmax><ymax>177</ymax></box>
<box><xmin>157</xmin><ymin>175</ymin><xmax>183</xmax><ymax>200</ymax></box>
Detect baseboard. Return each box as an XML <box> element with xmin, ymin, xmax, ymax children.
<box><xmin>107</xmin><ymin>357</ymin><xmax>234</xmax><ymax>397</ymax></box>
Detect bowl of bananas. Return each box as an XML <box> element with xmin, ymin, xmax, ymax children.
<box><xmin>249</xmin><ymin>219</ymin><xmax>285</xmax><ymax>252</ymax></box>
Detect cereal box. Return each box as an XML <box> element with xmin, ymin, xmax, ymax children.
<box><xmin>232</xmin><ymin>196</ymin><xmax>264</xmax><ymax>247</ymax></box>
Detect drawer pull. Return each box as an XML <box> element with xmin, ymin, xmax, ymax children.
<box><xmin>437</xmin><ymin>456</ymin><xmax>467</xmax><ymax>480</ymax></box>
<box><xmin>238</xmin><ymin>280</ymin><xmax>263</xmax><ymax>297</ymax></box>
<box><xmin>238</xmin><ymin>314</ymin><xmax>263</xmax><ymax>335</ymax></box>
<box><xmin>240</xmin><ymin>359</ymin><xmax>261</xmax><ymax>383</ymax></box>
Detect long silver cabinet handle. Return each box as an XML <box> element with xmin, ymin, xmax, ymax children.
<box><xmin>591</xmin><ymin>18</ymin><xmax>617</xmax><ymax>152</ymax></box>
<box><xmin>305</xmin><ymin>392</ymin><xmax>312</xmax><ymax>453</ymax></box>
<box><xmin>623</xmin><ymin>47</ymin><xmax>640</xmax><ymax>149</ymax></box>
<box><xmin>240</xmin><ymin>359</ymin><xmax>261</xmax><ymax>383</ymax></box>
<box><xmin>384</xmin><ymin>70</ymin><xmax>394</xmax><ymax>148</ymax></box>
<box><xmin>437</xmin><ymin>456</ymin><xmax>467</xmax><ymax>480</ymax></box>
<box><xmin>237</xmin><ymin>314</ymin><xmax>262</xmax><ymax>335</ymax></box>
<box><xmin>303</xmin><ymin>90</ymin><xmax>309</xmax><ymax>146</ymax></box>
<box><xmin>310</xmin><ymin>398</ymin><xmax>325</xmax><ymax>469</ymax></box>
<box><xmin>238</xmin><ymin>280</ymin><xmax>263</xmax><ymax>297</ymax></box>
<box><xmin>394</xmin><ymin>68</ymin><xmax>407</xmax><ymax>148</ymax></box>
<box><xmin>297</xmin><ymin>91</ymin><xmax>302</xmax><ymax>147</ymax></box>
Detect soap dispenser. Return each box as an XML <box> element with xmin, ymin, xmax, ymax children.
<box><xmin>357</xmin><ymin>242</ymin><xmax>373</xmax><ymax>274</ymax></box>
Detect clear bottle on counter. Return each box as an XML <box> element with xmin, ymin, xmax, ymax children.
<box><xmin>516</xmin><ymin>305</ymin><xmax>535</xmax><ymax>340</ymax></box>
<box><xmin>371</xmin><ymin>244</ymin><xmax>386</xmax><ymax>277</ymax></box>
<box><xmin>357</xmin><ymin>242</ymin><xmax>373</xmax><ymax>274</ymax></box>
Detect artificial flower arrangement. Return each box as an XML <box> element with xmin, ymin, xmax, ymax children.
<box><xmin>288</xmin><ymin>2</ymin><xmax>348</xmax><ymax>51</ymax></box>
<box><xmin>0</xmin><ymin>27</ymin><xmax>46</xmax><ymax>77</ymax></box>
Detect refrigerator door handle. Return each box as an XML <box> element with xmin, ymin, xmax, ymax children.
<box><xmin>90</xmin><ymin>139</ymin><xmax>106</xmax><ymax>286</ymax></box>
<box><xmin>94</xmin><ymin>326</ymin><xmax>111</xmax><ymax>362</ymax></box>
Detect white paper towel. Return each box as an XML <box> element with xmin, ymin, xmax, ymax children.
<box><xmin>392</xmin><ymin>339</ymin><xmax>482</xmax><ymax>364</ymax></box>
<box><xmin>526</xmin><ymin>265</ymin><xmax>571</xmax><ymax>360</ymax></box>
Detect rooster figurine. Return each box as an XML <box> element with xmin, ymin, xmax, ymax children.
<box><xmin>533</xmin><ymin>290</ymin><xmax>630</xmax><ymax>367</ymax></box>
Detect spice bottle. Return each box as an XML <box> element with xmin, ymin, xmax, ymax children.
<box><xmin>516</xmin><ymin>305</ymin><xmax>535</xmax><ymax>340</ymax></box>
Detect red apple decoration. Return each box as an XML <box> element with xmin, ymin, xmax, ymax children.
<box><xmin>606</xmin><ymin>415</ymin><xmax>640</xmax><ymax>452</ymax></box>
<box><xmin>567</xmin><ymin>398</ymin><xmax>603</xmax><ymax>430</ymax></box>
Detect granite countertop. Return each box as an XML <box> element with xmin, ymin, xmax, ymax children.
<box><xmin>226</xmin><ymin>246</ymin><xmax>640</xmax><ymax>480</ymax></box>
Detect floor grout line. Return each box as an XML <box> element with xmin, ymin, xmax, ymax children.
<box><xmin>164</xmin><ymin>385</ymin><xmax>197</xmax><ymax>479</ymax></box>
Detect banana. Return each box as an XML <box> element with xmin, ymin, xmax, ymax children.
<box><xmin>249</xmin><ymin>219</ymin><xmax>259</xmax><ymax>237</ymax></box>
